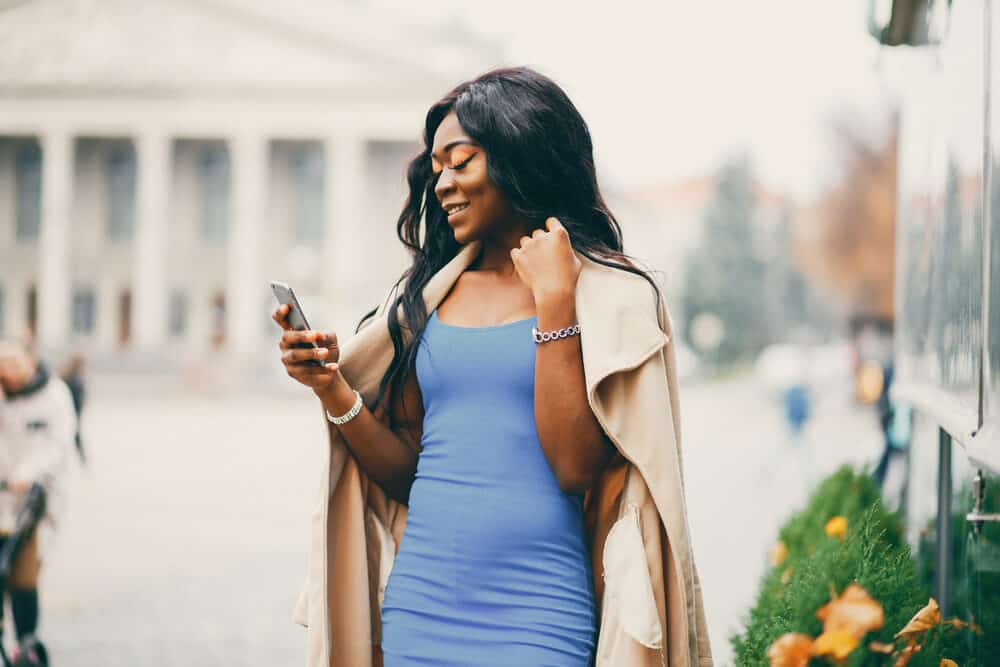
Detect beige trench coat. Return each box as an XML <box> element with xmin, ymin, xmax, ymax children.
<box><xmin>293</xmin><ymin>240</ymin><xmax>713</xmax><ymax>667</ymax></box>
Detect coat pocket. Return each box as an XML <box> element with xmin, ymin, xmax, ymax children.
<box><xmin>602</xmin><ymin>503</ymin><xmax>663</xmax><ymax>650</ymax></box>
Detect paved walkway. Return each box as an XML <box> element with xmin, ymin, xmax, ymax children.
<box><xmin>36</xmin><ymin>371</ymin><xmax>882</xmax><ymax>666</ymax></box>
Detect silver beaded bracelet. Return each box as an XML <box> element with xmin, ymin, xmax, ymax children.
<box><xmin>326</xmin><ymin>389</ymin><xmax>363</xmax><ymax>425</ymax></box>
<box><xmin>531</xmin><ymin>323</ymin><xmax>581</xmax><ymax>344</ymax></box>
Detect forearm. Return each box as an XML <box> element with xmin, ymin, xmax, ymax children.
<box><xmin>317</xmin><ymin>383</ymin><xmax>418</xmax><ymax>504</ymax></box>
<box><xmin>533</xmin><ymin>289</ymin><xmax>613</xmax><ymax>493</ymax></box>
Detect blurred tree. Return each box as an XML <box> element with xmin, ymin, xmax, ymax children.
<box><xmin>799</xmin><ymin>117</ymin><xmax>898</xmax><ymax>321</ymax></box>
<box><xmin>682</xmin><ymin>156</ymin><xmax>768</xmax><ymax>364</ymax></box>
<box><xmin>762</xmin><ymin>204</ymin><xmax>839</xmax><ymax>340</ymax></box>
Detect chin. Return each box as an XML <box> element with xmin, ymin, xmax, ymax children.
<box><xmin>450</xmin><ymin>223</ymin><xmax>478</xmax><ymax>245</ymax></box>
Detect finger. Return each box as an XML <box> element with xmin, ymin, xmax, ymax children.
<box><xmin>317</xmin><ymin>331</ymin><xmax>339</xmax><ymax>349</ymax></box>
<box><xmin>281</xmin><ymin>329</ymin><xmax>319</xmax><ymax>348</ymax></box>
<box><xmin>294</xmin><ymin>362</ymin><xmax>338</xmax><ymax>378</ymax></box>
<box><xmin>518</xmin><ymin>235</ymin><xmax>531</xmax><ymax>248</ymax></box>
<box><xmin>531</xmin><ymin>228</ymin><xmax>546</xmax><ymax>239</ymax></box>
<box><xmin>272</xmin><ymin>305</ymin><xmax>292</xmax><ymax>330</ymax></box>
<box><xmin>282</xmin><ymin>347</ymin><xmax>330</xmax><ymax>364</ymax></box>
<box><xmin>545</xmin><ymin>216</ymin><xmax>563</xmax><ymax>233</ymax></box>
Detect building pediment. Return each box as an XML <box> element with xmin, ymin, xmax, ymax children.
<box><xmin>0</xmin><ymin>0</ymin><xmax>500</xmax><ymax>97</ymax></box>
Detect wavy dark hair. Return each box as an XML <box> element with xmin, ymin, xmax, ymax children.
<box><xmin>358</xmin><ymin>66</ymin><xmax>663</xmax><ymax>419</ymax></box>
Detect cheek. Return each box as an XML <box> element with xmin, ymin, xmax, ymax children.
<box><xmin>463</xmin><ymin>177</ymin><xmax>508</xmax><ymax>223</ymax></box>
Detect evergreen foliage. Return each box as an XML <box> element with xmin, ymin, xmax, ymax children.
<box><xmin>732</xmin><ymin>466</ymin><xmax>973</xmax><ymax>665</ymax></box>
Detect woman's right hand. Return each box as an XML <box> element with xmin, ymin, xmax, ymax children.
<box><xmin>272</xmin><ymin>304</ymin><xmax>345</xmax><ymax>397</ymax></box>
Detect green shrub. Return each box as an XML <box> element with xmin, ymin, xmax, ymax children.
<box><xmin>777</xmin><ymin>466</ymin><xmax>902</xmax><ymax>558</ymax></box>
<box><xmin>731</xmin><ymin>466</ymin><xmax>972</xmax><ymax>666</ymax></box>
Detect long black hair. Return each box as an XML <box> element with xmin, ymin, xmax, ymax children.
<box><xmin>358</xmin><ymin>66</ymin><xmax>663</xmax><ymax>418</ymax></box>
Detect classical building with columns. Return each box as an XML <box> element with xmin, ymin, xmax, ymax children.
<box><xmin>0</xmin><ymin>0</ymin><xmax>499</xmax><ymax>373</ymax></box>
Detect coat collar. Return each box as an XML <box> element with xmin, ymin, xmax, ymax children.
<box><xmin>337</xmin><ymin>240</ymin><xmax>668</xmax><ymax>407</ymax></box>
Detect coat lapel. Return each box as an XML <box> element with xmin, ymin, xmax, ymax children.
<box><xmin>575</xmin><ymin>252</ymin><xmax>670</xmax><ymax>399</ymax></box>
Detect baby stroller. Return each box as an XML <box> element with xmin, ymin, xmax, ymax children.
<box><xmin>0</xmin><ymin>484</ymin><xmax>48</xmax><ymax>667</ymax></box>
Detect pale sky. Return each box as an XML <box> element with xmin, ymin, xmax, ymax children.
<box><xmin>376</xmin><ymin>0</ymin><xmax>894</xmax><ymax>201</ymax></box>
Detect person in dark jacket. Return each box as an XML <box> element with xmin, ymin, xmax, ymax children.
<box><xmin>0</xmin><ymin>339</ymin><xmax>76</xmax><ymax>666</ymax></box>
<box><xmin>58</xmin><ymin>355</ymin><xmax>86</xmax><ymax>464</ymax></box>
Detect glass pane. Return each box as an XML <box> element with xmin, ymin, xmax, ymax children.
<box><xmin>107</xmin><ymin>142</ymin><xmax>136</xmax><ymax>242</ymax></box>
<box><xmin>199</xmin><ymin>144</ymin><xmax>230</xmax><ymax>243</ymax></box>
<box><xmin>894</xmin><ymin>4</ymin><xmax>984</xmax><ymax>442</ymax></box>
<box><xmin>71</xmin><ymin>288</ymin><xmax>96</xmax><ymax>335</ymax></box>
<box><xmin>15</xmin><ymin>139</ymin><xmax>41</xmax><ymax>242</ymax></box>
<box><xmin>984</xmin><ymin>0</ymin><xmax>1000</xmax><ymax>469</ymax></box>
<box><xmin>169</xmin><ymin>291</ymin><xmax>188</xmax><ymax>337</ymax></box>
<box><xmin>294</xmin><ymin>143</ymin><xmax>325</xmax><ymax>243</ymax></box>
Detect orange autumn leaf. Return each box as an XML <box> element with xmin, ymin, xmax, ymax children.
<box><xmin>895</xmin><ymin>598</ymin><xmax>941</xmax><ymax>639</ymax></box>
<box><xmin>771</xmin><ymin>541</ymin><xmax>789</xmax><ymax>566</ymax></box>
<box><xmin>813</xmin><ymin>629</ymin><xmax>859</xmax><ymax>660</ymax></box>
<box><xmin>766</xmin><ymin>632</ymin><xmax>813</xmax><ymax>667</ymax></box>
<box><xmin>825</xmin><ymin>515</ymin><xmax>848</xmax><ymax>539</ymax></box>
<box><xmin>816</xmin><ymin>583</ymin><xmax>885</xmax><ymax>639</ymax></box>
<box><xmin>939</xmin><ymin>660</ymin><xmax>958</xmax><ymax>667</ymax></box>
<box><xmin>781</xmin><ymin>567</ymin><xmax>794</xmax><ymax>585</ymax></box>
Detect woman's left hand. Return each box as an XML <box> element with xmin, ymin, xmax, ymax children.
<box><xmin>510</xmin><ymin>217</ymin><xmax>582</xmax><ymax>300</ymax></box>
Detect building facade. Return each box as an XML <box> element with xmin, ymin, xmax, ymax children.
<box><xmin>0</xmin><ymin>0</ymin><xmax>498</xmax><ymax>372</ymax></box>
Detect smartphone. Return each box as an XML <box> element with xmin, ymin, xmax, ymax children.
<box><xmin>270</xmin><ymin>281</ymin><xmax>325</xmax><ymax>367</ymax></box>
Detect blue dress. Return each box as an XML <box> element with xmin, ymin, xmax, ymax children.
<box><xmin>380</xmin><ymin>308</ymin><xmax>597</xmax><ymax>666</ymax></box>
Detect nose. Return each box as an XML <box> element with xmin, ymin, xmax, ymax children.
<box><xmin>434</xmin><ymin>168</ymin><xmax>457</xmax><ymax>202</ymax></box>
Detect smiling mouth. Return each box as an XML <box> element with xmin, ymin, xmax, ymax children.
<box><xmin>445</xmin><ymin>203</ymin><xmax>470</xmax><ymax>217</ymax></box>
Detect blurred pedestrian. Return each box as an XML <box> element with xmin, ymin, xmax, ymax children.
<box><xmin>0</xmin><ymin>339</ymin><xmax>76</xmax><ymax>665</ymax></box>
<box><xmin>872</xmin><ymin>363</ymin><xmax>912</xmax><ymax>489</ymax></box>
<box><xmin>59</xmin><ymin>354</ymin><xmax>86</xmax><ymax>464</ymax></box>
<box><xmin>784</xmin><ymin>382</ymin><xmax>811</xmax><ymax>442</ymax></box>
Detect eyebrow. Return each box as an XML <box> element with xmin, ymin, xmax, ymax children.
<box><xmin>430</xmin><ymin>139</ymin><xmax>477</xmax><ymax>160</ymax></box>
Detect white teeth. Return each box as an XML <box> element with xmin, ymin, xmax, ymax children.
<box><xmin>448</xmin><ymin>204</ymin><xmax>469</xmax><ymax>215</ymax></box>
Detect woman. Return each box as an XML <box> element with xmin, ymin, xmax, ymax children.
<box><xmin>275</xmin><ymin>67</ymin><xmax>712</xmax><ymax>666</ymax></box>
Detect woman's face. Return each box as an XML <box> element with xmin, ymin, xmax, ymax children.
<box><xmin>431</xmin><ymin>112</ymin><xmax>514</xmax><ymax>245</ymax></box>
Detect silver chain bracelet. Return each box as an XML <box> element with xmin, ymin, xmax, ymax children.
<box><xmin>531</xmin><ymin>323</ymin><xmax>581</xmax><ymax>344</ymax></box>
<box><xmin>326</xmin><ymin>389</ymin><xmax>363</xmax><ymax>425</ymax></box>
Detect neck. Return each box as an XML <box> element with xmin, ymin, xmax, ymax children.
<box><xmin>470</xmin><ymin>217</ymin><xmax>537</xmax><ymax>276</ymax></box>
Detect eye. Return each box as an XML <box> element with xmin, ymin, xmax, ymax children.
<box><xmin>449</xmin><ymin>147</ymin><xmax>476</xmax><ymax>169</ymax></box>
<box><xmin>430</xmin><ymin>147</ymin><xmax>478</xmax><ymax>175</ymax></box>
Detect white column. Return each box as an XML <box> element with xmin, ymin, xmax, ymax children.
<box><xmin>324</xmin><ymin>135</ymin><xmax>366</xmax><ymax>334</ymax></box>
<box><xmin>38</xmin><ymin>131</ymin><xmax>72</xmax><ymax>350</ymax></box>
<box><xmin>133</xmin><ymin>132</ymin><xmax>170</xmax><ymax>350</ymax></box>
<box><xmin>226</xmin><ymin>134</ymin><xmax>267</xmax><ymax>357</ymax></box>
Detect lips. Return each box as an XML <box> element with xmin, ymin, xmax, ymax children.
<box><xmin>443</xmin><ymin>202</ymin><xmax>470</xmax><ymax>217</ymax></box>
